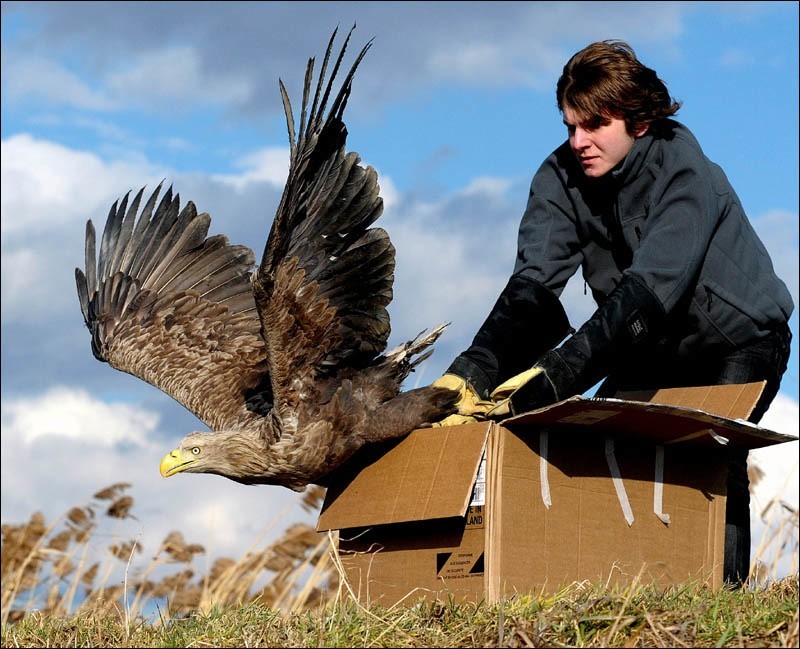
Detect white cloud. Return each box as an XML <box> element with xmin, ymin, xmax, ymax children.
<box><xmin>749</xmin><ymin>393</ymin><xmax>799</xmax><ymax>578</ymax></box>
<box><xmin>425</xmin><ymin>2</ymin><xmax>685</xmax><ymax>87</ymax></box>
<box><xmin>0</xmin><ymin>247</ymin><xmax>42</xmax><ymax>312</ymax></box>
<box><xmin>2</xmin><ymin>386</ymin><xmax>156</xmax><ymax>446</ymax></box>
<box><xmin>0</xmin><ymin>241</ymin><xmax>77</xmax><ymax>323</ymax></box>
<box><xmin>750</xmin><ymin>393</ymin><xmax>799</xmax><ymax>511</ymax></box>
<box><xmin>3</xmin><ymin>57</ymin><xmax>114</xmax><ymax>111</ymax></box>
<box><xmin>159</xmin><ymin>135</ymin><xmax>195</xmax><ymax>152</ymax></box>
<box><xmin>383</xmin><ymin>198</ymin><xmax>510</xmax><ymax>357</ymax></box>
<box><xmin>718</xmin><ymin>48</ymin><xmax>756</xmax><ymax>68</ymax></box>
<box><xmin>3</xmin><ymin>47</ymin><xmax>253</xmax><ymax>117</ymax></box>
<box><xmin>460</xmin><ymin>176</ymin><xmax>513</xmax><ymax>198</ymax></box>
<box><xmin>0</xmin><ymin>134</ymin><xmax>167</xmax><ymax>323</ymax></box>
<box><xmin>0</xmin><ymin>134</ymin><xmax>161</xmax><ymax>237</ymax></box>
<box><xmin>375</xmin><ymin>171</ymin><xmax>399</xmax><ymax>212</ymax></box>
<box><xmin>212</xmin><ymin>146</ymin><xmax>288</xmax><ymax>190</ymax></box>
<box><xmin>107</xmin><ymin>46</ymin><xmax>252</xmax><ymax>111</ymax></box>
<box><xmin>430</xmin><ymin>41</ymin><xmax>526</xmax><ymax>87</ymax></box>
<box><xmin>751</xmin><ymin>209</ymin><xmax>800</xmax><ymax>304</ymax></box>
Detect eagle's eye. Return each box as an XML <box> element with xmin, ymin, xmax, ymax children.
<box><xmin>191</xmin><ymin>447</ymin><xmax>201</xmax><ymax>455</ymax></box>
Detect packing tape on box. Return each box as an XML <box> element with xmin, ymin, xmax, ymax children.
<box><xmin>539</xmin><ymin>430</ymin><xmax>552</xmax><ymax>508</ymax></box>
<box><xmin>708</xmin><ymin>430</ymin><xmax>729</xmax><ymax>445</ymax></box>
<box><xmin>653</xmin><ymin>445</ymin><xmax>671</xmax><ymax>525</ymax></box>
<box><xmin>605</xmin><ymin>438</ymin><xmax>634</xmax><ymax>526</ymax></box>
<box><xmin>664</xmin><ymin>428</ymin><xmax>730</xmax><ymax>445</ymax></box>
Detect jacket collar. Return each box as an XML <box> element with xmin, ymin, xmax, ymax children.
<box><xmin>609</xmin><ymin>131</ymin><xmax>656</xmax><ymax>186</ymax></box>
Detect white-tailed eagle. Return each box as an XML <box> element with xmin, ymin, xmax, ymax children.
<box><xmin>74</xmin><ymin>27</ymin><xmax>458</xmax><ymax>491</ymax></box>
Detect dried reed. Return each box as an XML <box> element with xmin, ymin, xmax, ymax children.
<box><xmin>1</xmin><ymin>460</ymin><xmax>797</xmax><ymax>628</ymax></box>
<box><xmin>1</xmin><ymin>483</ymin><xmax>336</xmax><ymax>626</ymax></box>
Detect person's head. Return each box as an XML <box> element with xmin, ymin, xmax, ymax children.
<box><xmin>556</xmin><ymin>40</ymin><xmax>681</xmax><ymax>178</ymax></box>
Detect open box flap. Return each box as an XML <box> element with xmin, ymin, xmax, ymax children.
<box><xmin>503</xmin><ymin>382</ymin><xmax>796</xmax><ymax>449</ymax></box>
<box><xmin>317</xmin><ymin>422</ymin><xmax>492</xmax><ymax>531</ymax></box>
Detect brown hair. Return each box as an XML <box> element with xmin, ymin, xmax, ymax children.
<box><xmin>556</xmin><ymin>40</ymin><xmax>681</xmax><ymax>134</ymax></box>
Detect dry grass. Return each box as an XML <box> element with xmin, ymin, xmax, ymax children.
<box><xmin>1</xmin><ymin>575</ymin><xmax>797</xmax><ymax>647</ymax></box>
<box><xmin>1</xmin><ymin>465</ymin><xmax>797</xmax><ymax>647</ymax></box>
<box><xmin>0</xmin><ymin>483</ymin><xmax>336</xmax><ymax>628</ymax></box>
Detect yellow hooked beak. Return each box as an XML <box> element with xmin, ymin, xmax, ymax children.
<box><xmin>159</xmin><ymin>448</ymin><xmax>196</xmax><ymax>477</ymax></box>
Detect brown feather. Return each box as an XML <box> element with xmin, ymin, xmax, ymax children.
<box><xmin>75</xmin><ymin>26</ymin><xmax>458</xmax><ymax>491</ymax></box>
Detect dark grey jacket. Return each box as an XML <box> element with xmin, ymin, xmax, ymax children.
<box><xmin>515</xmin><ymin>120</ymin><xmax>793</xmax><ymax>358</ymax></box>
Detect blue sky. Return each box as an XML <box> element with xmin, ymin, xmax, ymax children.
<box><xmin>2</xmin><ymin>1</ymin><xmax>798</xmax><ymax>587</ymax></box>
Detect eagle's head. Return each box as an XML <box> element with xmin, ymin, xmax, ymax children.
<box><xmin>159</xmin><ymin>431</ymin><xmax>272</xmax><ymax>485</ymax></box>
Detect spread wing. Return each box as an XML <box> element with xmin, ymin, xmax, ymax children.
<box><xmin>253</xmin><ymin>27</ymin><xmax>392</xmax><ymax>420</ymax></box>
<box><xmin>75</xmin><ymin>184</ymin><xmax>270</xmax><ymax>431</ymax></box>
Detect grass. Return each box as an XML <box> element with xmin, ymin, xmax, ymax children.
<box><xmin>1</xmin><ymin>465</ymin><xmax>797</xmax><ymax>648</ymax></box>
<box><xmin>2</xmin><ymin>577</ymin><xmax>797</xmax><ymax>647</ymax></box>
<box><xmin>0</xmin><ymin>483</ymin><xmax>335</xmax><ymax>626</ymax></box>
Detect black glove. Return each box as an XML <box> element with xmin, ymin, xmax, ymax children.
<box><xmin>556</xmin><ymin>273</ymin><xmax>665</xmax><ymax>390</ymax></box>
<box><xmin>447</xmin><ymin>272</ymin><xmax>571</xmax><ymax>395</ymax></box>
<box><xmin>488</xmin><ymin>273</ymin><xmax>665</xmax><ymax>418</ymax></box>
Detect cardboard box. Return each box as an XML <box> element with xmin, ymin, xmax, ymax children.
<box><xmin>316</xmin><ymin>383</ymin><xmax>797</xmax><ymax>606</ymax></box>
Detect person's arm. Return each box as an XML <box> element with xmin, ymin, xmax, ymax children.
<box><xmin>447</xmin><ymin>271</ymin><xmax>572</xmax><ymax>398</ymax></box>
<box><xmin>488</xmin><ymin>272</ymin><xmax>664</xmax><ymax>416</ymax></box>
<box><xmin>446</xmin><ymin>154</ymin><xmax>581</xmax><ymax>399</ymax></box>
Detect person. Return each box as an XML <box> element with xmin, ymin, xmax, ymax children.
<box><xmin>433</xmin><ymin>40</ymin><xmax>794</xmax><ymax>586</ymax></box>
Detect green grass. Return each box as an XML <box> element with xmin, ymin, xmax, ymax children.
<box><xmin>2</xmin><ymin>576</ymin><xmax>798</xmax><ymax>647</ymax></box>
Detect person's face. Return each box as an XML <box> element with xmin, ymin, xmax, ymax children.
<box><xmin>562</xmin><ymin>104</ymin><xmax>647</xmax><ymax>179</ymax></box>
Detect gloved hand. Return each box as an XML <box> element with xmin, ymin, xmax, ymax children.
<box><xmin>485</xmin><ymin>350</ymin><xmax>577</xmax><ymax>419</ymax></box>
<box><xmin>430</xmin><ymin>373</ymin><xmax>494</xmax><ymax>426</ymax></box>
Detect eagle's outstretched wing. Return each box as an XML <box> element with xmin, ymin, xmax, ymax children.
<box><xmin>75</xmin><ymin>184</ymin><xmax>270</xmax><ymax>431</ymax></box>
<box><xmin>78</xmin><ymin>27</ymin><xmax>458</xmax><ymax>489</ymax></box>
<box><xmin>252</xmin><ymin>27</ymin><xmax>393</xmax><ymax>425</ymax></box>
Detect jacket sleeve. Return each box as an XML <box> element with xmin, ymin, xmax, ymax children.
<box><xmin>448</xmin><ymin>271</ymin><xmax>572</xmax><ymax>397</ymax></box>
<box><xmin>447</xmin><ymin>156</ymin><xmax>581</xmax><ymax>397</ymax></box>
<box><xmin>505</xmin><ymin>272</ymin><xmax>666</xmax><ymax>413</ymax></box>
